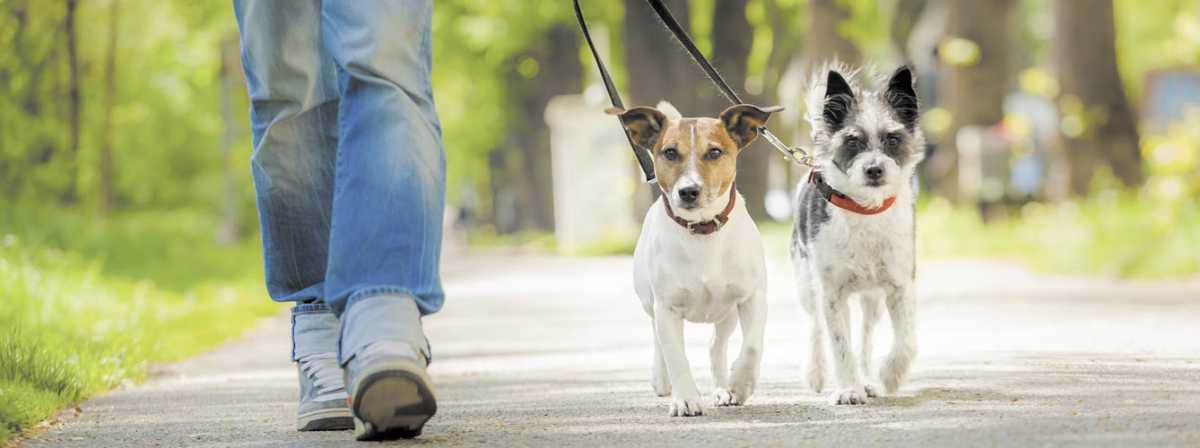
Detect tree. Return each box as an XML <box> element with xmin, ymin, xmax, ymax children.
<box><xmin>889</xmin><ymin>0</ymin><xmax>927</xmax><ymax>60</ymax></box>
<box><xmin>934</xmin><ymin>0</ymin><xmax>1016</xmax><ymax>201</ymax></box>
<box><xmin>806</xmin><ymin>0</ymin><xmax>862</xmax><ymax>68</ymax></box>
<box><xmin>1053</xmin><ymin>0</ymin><xmax>1143</xmax><ymax>194</ymax></box>
<box><xmin>623</xmin><ymin>0</ymin><xmax>701</xmax><ymax>114</ymax></box>
<box><xmin>64</xmin><ymin>0</ymin><xmax>80</xmax><ymax>204</ymax></box>
<box><xmin>493</xmin><ymin>23</ymin><xmax>582</xmax><ymax>232</ymax></box>
<box><xmin>217</xmin><ymin>35</ymin><xmax>241</xmax><ymax>244</ymax></box>
<box><xmin>98</xmin><ymin>0</ymin><xmax>119</xmax><ymax>214</ymax></box>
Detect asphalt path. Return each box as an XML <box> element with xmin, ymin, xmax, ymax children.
<box><xmin>26</xmin><ymin>254</ymin><xmax>1200</xmax><ymax>447</ymax></box>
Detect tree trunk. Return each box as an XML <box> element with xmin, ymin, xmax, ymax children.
<box><xmin>496</xmin><ymin>23</ymin><xmax>583</xmax><ymax>233</ymax></box>
<box><xmin>935</xmin><ymin>0</ymin><xmax>1015</xmax><ymax>202</ymax></box>
<box><xmin>806</xmin><ymin>0</ymin><xmax>862</xmax><ymax>68</ymax></box>
<box><xmin>63</xmin><ymin>0</ymin><xmax>80</xmax><ymax>204</ymax></box>
<box><xmin>98</xmin><ymin>0</ymin><xmax>119</xmax><ymax>215</ymax></box>
<box><xmin>890</xmin><ymin>0</ymin><xmax>927</xmax><ymax>60</ymax></box>
<box><xmin>217</xmin><ymin>35</ymin><xmax>242</xmax><ymax>244</ymax></box>
<box><xmin>1053</xmin><ymin>0</ymin><xmax>1143</xmax><ymax>194</ymax></box>
<box><xmin>623</xmin><ymin>0</ymin><xmax>700</xmax><ymax>113</ymax></box>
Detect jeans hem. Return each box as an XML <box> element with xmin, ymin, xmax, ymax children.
<box><xmin>292</xmin><ymin>302</ymin><xmax>332</xmax><ymax>315</ymax></box>
<box><xmin>345</xmin><ymin>287</ymin><xmax>416</xmax><ymax>312</ymax></box>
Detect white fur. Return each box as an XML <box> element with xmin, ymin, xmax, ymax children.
<box><xmin>634</xmin><ymin>189</ymin><xmax>768</xmax><ymax>417</ymax></box>
<box><xmin>793</xmin><ymin>64</ymin><xmax>924</xmax><ymax>405</ymax></box>
<box><xmin>794</xmin><ymin>187</ymin><xmax>917</xmax><ymax>405</ymax></box>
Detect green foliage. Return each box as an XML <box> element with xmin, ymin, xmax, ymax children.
<box><xmin>0</xmin><ymin>206</ymin><xmax>280</xmax><ymax>442</ymax></box>
<box><xmin>0</xmin><ymin>0</ymin><xmax>254</xmax><ymax>215</ymax></box>
<box><xmin>838</xmin><ymin>0</ymin><xmax>892</xmax><ymax>59</ymax></box>
<box><xmin>1115</xmin><ymin>0</ymin><xmax>1200</xmax><ymax>98</ymax></box>
<box><xmin>918</xmin><ymin>194</ymin><xmax>1200</xmax><ymax>278</ymax></box>
<box><xmin>433</xmin><ymin>1</ymin><xmax>622</xmax><ymax>206</ymax></box>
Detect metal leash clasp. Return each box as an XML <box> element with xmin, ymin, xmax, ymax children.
<box><xmin>759</xmin><ymin>127</ymin><xmax>814</xmax><ymax>167</ymax></box>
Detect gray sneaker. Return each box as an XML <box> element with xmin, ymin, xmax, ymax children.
<box><xmin>292</xmin><ymin>306</ymin><xmax>353</xmax><ymax>431</ymax></box>
<box><xmin>340</xmin><ymin>295</ymin><xmax>436</xmax><ymax>440</ymax></box>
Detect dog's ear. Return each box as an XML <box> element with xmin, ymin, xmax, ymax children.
<box><xmin>607</xmin><ymin>106</ymin><xmax>668</xmax><ymax>150</ymax></box>
<box><xmin>720</xmin><ymin>104</ymin><xmax>784</xmax><ymax>148</ymax></box>
<box><xmin>822</xmin><ymin>70</ymin><xmax>856</xmax><ymax>130</ymax></box>
<box><xmin>885</xmin><ymin>65</ymin><xmax>919</xmax><ymax>129</ymax></box>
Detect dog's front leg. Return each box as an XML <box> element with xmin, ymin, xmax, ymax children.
<box><xmin>860</xmin><ymin>292</ymin><xmax>884</xmax><ymax>397</ymax></box>
<box><xmin>825</xmin><ymin>286</ymin><xmax>867</xmax><ymax>405</ymax></box>
<box><xmin>710</xmin><ymin>314</ymin><xmax>737</xmax><ymax>406</ymax></box>
<box><xmin>651</xmin><ymin>322</ymin><xmax>671</xmax><ymax>397</ymax></box>
<box><xmin>728</xmin><ymin>291</ymin><xmax>766</xmax><ymax>405</ymax></box>
<box><xmin>654</xmin><ymin>302</ymin><xmax>703</xmax><ymax>416</ymax></box>
<box><xmin>881</xmin><ymin>283</ymin><xmax>917</xmax><ymax>394</ymax></box>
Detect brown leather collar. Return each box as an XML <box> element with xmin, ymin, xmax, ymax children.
<box><xmin>808</xmin><ymin>170</ymin><xmax>896</xmax><ymax>215</ymax></box>
<box><xmin>662</xmin><ymin>183</ymin><xmax>738</xmax><ymax>235</ymax></box>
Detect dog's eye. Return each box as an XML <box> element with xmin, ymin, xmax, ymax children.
<box><xmin>705</xmin><ymin>147</ymin><xmax>723</xmax><ymax>160</ymax></box>
<box><xmin>884</xmin><ymin>133</ymin><xmax>902</xmax><ymax>147</ymax></box>
<box><xmin>844</xmin><ymin>135</ymin><xmax>863</xmax><ymax>150</ymax></box>
<box><xmin>662</xmin><ymin>147</ymin><xmax>679</xmax><ymax>161</ymax></box>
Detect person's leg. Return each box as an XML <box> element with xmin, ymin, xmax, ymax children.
<box><xmin>319</xmin><ymin>0</ymin><xmax>445</xmax><ymax>440</ymax></box>
<box><xmin>233</xmin><ymin>0</ymin><xmax>349</xmax><ymax>432</ymax></box>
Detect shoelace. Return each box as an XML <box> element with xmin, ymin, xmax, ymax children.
<box><xmin>298</xmin><ymin>353</ymin><xmax>344</xmax><ymax>394</ymax></box>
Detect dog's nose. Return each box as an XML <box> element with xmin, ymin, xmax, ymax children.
<box><xmin>678</xmin><ymin>186</ymin><xmax>700</xmax><ymax>204</ymax></box>
<box><xmin>865</xmin><ymin>166</ymin><xmax>884</xmax><ymax>181</ymax></box>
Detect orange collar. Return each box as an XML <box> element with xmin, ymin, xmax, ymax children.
<box><xmin>808</xmin><ymin>170</ymin><xmax>896</xmax><ymax>215</ymax></box>
<box><xmin>662</xmin><ymin>183</ymin><xmax>737</xmax><ymax>235</ymax></box>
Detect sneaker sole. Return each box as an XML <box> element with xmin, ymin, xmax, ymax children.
<box><xmin>350</xmin><ymin>360</ymin><xmax>437</xmax><ymax>440</ymax></box>
<box><xmin>296</xmin><ymin>407</ymin><xmax>354</xmax><ymax>431</ymax></box>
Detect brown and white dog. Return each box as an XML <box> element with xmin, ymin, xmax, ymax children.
<box><xmin>609</xmin><ymin>101</ymin><xmax>781</xmax><ymax>417</ymax></box>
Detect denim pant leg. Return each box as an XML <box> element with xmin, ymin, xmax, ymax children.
<box><xmin>319</xmin><ymin>0</ymin><xmax>447</xmax><ymax>316</ymax></box>
<box><xmin>234</xmin><ymin>0</ymin><xmax>340</xmax><ymax>305</ymax></box>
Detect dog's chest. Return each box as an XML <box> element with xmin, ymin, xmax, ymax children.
<box><xmin>655</xmin><ymin>265</ymin><xmax>751</xmax><ymax>322</ymax></box>
<box><xmin>648</xmin><ymin>234</ymin><xmax>761</xmax><ymax>323</ymax></box>
<box><xmin>812</xmin><ymin>205</ymin><xmax>914</xmax><ymax>284</ymax></box>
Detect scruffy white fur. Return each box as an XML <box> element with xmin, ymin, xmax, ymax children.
<box><xmin>791</xmin><ymin>63</ymin><xmax>925</xmax><ymax>405</ymax></box>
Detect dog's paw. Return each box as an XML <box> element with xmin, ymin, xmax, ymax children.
<box><xmin>806</xmin><ymin>367</ymin><xmax>825</xmax><ymax>394</ymax></box>
<box><xmin>669</xmin><ymin>393</ymin><xmax>705</xmax><ymax>417</ymax></box>
<box><xmin>829</xmin><ymin>388</ymin><xmax>868</xmax><ymax>405</ymax></box>
<box><xmin>880</xmin><ymin>356</ymin><xmax>911</xmax><ymax>394</ymax></box>
<box><xmin>712</xmin><ymin>388</ymin><xmax>741</xmax><ymax>407</ymax></box>
<box><xmin>864</xmin><ymin>383</ymin><xmax>881</xmax><ymax>398</ymax></box>
<box><xmin>651</xmin><ymin>374</ymin><xmax>671</xmax><ymax>397</ymax></box>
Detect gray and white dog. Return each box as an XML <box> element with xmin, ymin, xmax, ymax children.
<box><xmin>790</xmin><ymin>63</ymin><xmax>925</xmax><ymax>405</ymax></box>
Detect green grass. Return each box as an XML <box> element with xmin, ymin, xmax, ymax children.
<box><xmin>916</xmin><ymin>192</ymin><xmax>1200</xmax><ymax>278</ymax></box>
<box><xmin>0</xmin><ymin>206</ymin><xmax>280</xmax><ymax>442</ymax></box>
<box><xmin>743</xmin><ymin>193</ymin><xmax>1198</xmax><ymax>279</ymax></box>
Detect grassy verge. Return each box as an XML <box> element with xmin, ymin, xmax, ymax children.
<box><xmin>0</xmin><ymin>206</ymin><xmax>280</xmax><ymax>443</ymax></box>
<box><xmin>678</xmin><ymin>193</ymin><xmax>1199</xmax><ymax>279</ymax></box>
<box><xmin>916</xmin><ymin>192</ymin><xmax>1199</xmax><ymax>278</ymax></box>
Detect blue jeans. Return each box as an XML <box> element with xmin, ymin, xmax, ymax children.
<box><xmin>234</xmin><ymin>0</ymin><xmax>445</xmax><ymax>316</ymax></box>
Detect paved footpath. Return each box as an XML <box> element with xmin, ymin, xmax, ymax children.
<box><xmin>27</xmin><ymin>254</ymin><xmax>1200</xmax><ymax>447</ymax></box>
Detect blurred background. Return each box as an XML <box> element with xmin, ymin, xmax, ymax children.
<box><xmin>1</xmin><ymin>0</ymin><xmax>1199</xmax><ymax>442</ymax></box>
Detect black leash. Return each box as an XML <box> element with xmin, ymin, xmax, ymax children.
<box><xmin>573</xmin><ymin>0</ymin><xmax>657</xmax><ymax>183</ymax></box>
<box><xmin>644</xmin><ymin>0</ymin><xmax>743</xmax><ymax>105</ymax></box>
<box><xmin>574</xmin><ymin>0</ymin><xmax>813</xmax><ymax>184</ymax></box>
<box><xmin>643</xmin><ymin>0</ymin><xmax>813</xmax><ymax>167</ymax></box>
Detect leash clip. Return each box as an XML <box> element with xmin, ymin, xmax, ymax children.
<box><xmin>759</xmin><ymin>127</ymin><xmax>814</xmax><ymax>167</ymax></box>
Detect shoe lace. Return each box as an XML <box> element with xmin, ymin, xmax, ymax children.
<box><xmin>298</xmin><ymin>353</ymin><xmax>343</xmax><ymax>393</ymax></box>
